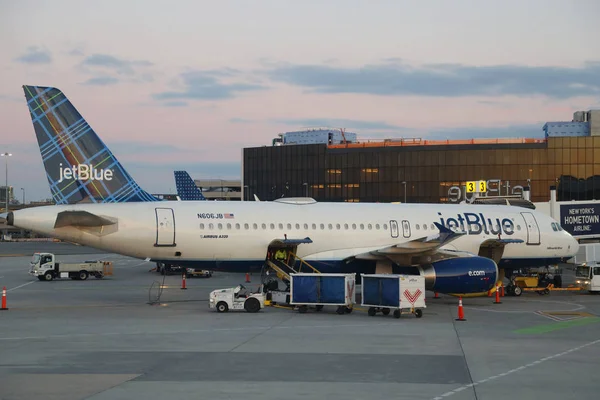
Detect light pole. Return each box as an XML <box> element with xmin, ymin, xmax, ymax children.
<box><xmin>21</xmin><ymin>188</ymin><xmax>25</xmax><ymax>205</ymax></box>
<box><xmin>303</xmin><ymin>182</ymin><xmax>308</xmax><ymax>197</ymax></box>
<box><xmin>1</xmin><ymin>152</ymin><xmax>12</xmax><ymax>212</ymax></box>
<box><xmin>401</xmin><ymin>181</ymin><xmax>406</xmax><ymax>203</ymax></box>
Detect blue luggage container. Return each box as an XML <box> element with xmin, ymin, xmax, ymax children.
<box><xmin>290</xmin><ymin>273</ymin><xmax>356</xmax><ymax>314</ymax></box>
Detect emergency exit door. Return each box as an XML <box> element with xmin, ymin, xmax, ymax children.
<box><xmin>155</xmin><ymin>208</ymin><xmax>176</xmax><ymax>247</ymax></box>
<box><xmin>401</xmin><ymin>220</ymin><xmax>411</xmax><ymax>238</ymax></box>
<box><xmin>390</xmin><ymin>220</ymin><xmax>399</xmax><ymax>238</ymax></box>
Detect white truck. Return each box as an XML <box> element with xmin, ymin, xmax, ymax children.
<box><xmin>30</xmin><ymin>252</ymin><xmax>113</xmax><ymax>281</ymax></box>
<box><xmin>209</xmin><ymin>284</ymin><xmax>265</xmax><ymax>313</ymax></box>
<box><xmin>575</xmin><ymin>262</ymin><xmax>600</xmax><ymax>293</ymax></box>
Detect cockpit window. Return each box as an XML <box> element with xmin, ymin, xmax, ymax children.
<box><xmin>551</xmin><ymin>223</ymin><xmax>558</xmax><ymax>231</ymax></box>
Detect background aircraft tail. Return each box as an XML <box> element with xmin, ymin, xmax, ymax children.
<box><xmin>23</xmin><ymin>85</ymin><xmax>158</xmax><ymax>204</ymax></box>
<box><xmin>174</xmin><ymin>171</ymin><xmax>206</xmax><ymax>200</ymax></box>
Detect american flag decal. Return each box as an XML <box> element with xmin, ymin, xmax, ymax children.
<box><xmin>224</xmin><ymin>213</ymin><xmax>234</xmax><ymax>219</ymax></box>
<box><xmin>403</xmin><ymin>289</ymin><xmax>422</xmax><ymax>305</ymax></box>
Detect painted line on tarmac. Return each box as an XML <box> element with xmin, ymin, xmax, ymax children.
<box><xmin>0</xmin><ymin>254</ymin><xmax>27</xmax><ymax>257</ymax></box>
<box><xmin>432</xmin><ymin>337</ymin><xmax>600</xmax><ymax>400</ymax></box>
<box><xmin>513</xmin><ymin>317</ymin><xmax>600</xmax><ymax>334</ymax></box>
<box><xmin>0</xmin><ymin>322</ymin><xmax>396</xmax><ymax>341</ymax></box>
<box><xmin>7</xmin><ymin>281</ymin><xmax>36</xmax><ymax>292</ymax></box>
<box><xmin>463</xmin><ymin>299</ymin><xmax>585</xmax><ymax>314</ymax></box>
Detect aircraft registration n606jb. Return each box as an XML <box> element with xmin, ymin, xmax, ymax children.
<box><xmin>3</xmin><ymin>85</ymin><xmax>580</xmax><ymax>297</ymax></box>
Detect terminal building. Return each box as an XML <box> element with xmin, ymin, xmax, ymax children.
<box><xmin>242</xmin><ymin>111</ymin><xmax>600</xmax><ymax>205</ymax></box>
<box><xmin>194</xmin><ymin>179</ymin><xmax>241</xmax><ymax>201</ymax></box>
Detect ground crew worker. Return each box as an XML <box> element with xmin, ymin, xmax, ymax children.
<box><xmin>275</xmin><ymin>248</ymin><xmax>287</xmax><ymax>262</ymax></box>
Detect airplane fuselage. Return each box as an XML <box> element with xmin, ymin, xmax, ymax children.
<box><xmin>9</xmin><ymin>200</ymin><xmax>578</xmax><ymax>274</ymax></box>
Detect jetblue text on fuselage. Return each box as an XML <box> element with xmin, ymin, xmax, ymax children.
<box><xmin>438</xmin><ymin>212</ymin><xmax>514</xmax><ymax>235</ymax></box>
<box><xmin>58</xmin><ymin>163</ymin><xmax>113</xmax><ymax>183</ymax></box>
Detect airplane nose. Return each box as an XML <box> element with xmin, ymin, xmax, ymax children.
<box><xmin>564</xmin><ymin>232</ymin><xmax>579</xmax><ymax>259</ymax></box>
<box><xmin>570</xmin><ymin>235</ymin><xmax>580</xmax><ymax>256</ymax></box>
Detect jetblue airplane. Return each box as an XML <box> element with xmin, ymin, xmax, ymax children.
<box><xmin>3</xmin><ymin>85</ymin><xmax>580</xmax><ymax>297</ymax></box>
<box><xmin>174</xmin><ymin>171</ymin><xmax>206</xmax><ymax>201</ymax></box>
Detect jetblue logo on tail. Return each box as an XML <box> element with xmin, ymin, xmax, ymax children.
<box><xmin>438</xmin><ymin>212</ymin><xmax>514</xmax><ymax>236</ymax></box>
<box><xmin>58</xmin><ymin>163</ymin><xmax>113</xmax><ymax>183</ymax></box>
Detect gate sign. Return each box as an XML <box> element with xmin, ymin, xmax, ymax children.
<box><xmin>560</xmin><ymin>204</ymin><xmax>600</xmax><ymax>236</ymax></box>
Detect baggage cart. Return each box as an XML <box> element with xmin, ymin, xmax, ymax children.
<box><xmin>361</xmin><ymin>274</ymin><xmax>426</xmax><ymax>318</ymax></box>
<box><xmin>289</xmin><ymin>273</ymin><xmax>356</xmax><ymax>314</ymax></box>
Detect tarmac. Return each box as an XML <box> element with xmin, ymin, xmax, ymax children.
<box><xmin>1</xmin><ymin>241</ymin><xmax>600</xmax><ymax>400</ymax></box>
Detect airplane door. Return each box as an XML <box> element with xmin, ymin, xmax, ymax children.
<box><xmin>520</xmin><ymin>212</ymin><xmax>540</xmax><ymax>245</ymax></box>
<box><xmin>401</xmin><ymin>220</ymin><xmax>411</xmax><ymax>238</ymax></box>
<box><xmin>155</xmin><ymin>208</ymin><xmax>176</xmax><ymax>247</ymax></box>
<box><xmin>390</xmin><ymin>220</ymin><xmax>399</xmax><ymax>238</ymax></box>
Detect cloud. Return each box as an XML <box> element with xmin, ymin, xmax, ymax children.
<box><xmin>265</xmin><ymin>61</ymin><xmax>600</xmax><ymax>98</ymax></box>
<box><xmin>77</xmin><ymin>53</ymin><xmax>155</xmax><ymax>86</ymax></box>
<box><xmin>153</xmin><ymin>70</ymin><xmax>268</xmax><ymax>102</ymax></box>
<box><xmin>230</xmin><ymin>117</ymin><xmax>255</xmax><ymax>123</ymax></box>
<box><xmin>80</xmin><ymin>54</ymin><xmax>153</xmax><ymax>75</ymax></box>
<box><xmin>81</xmin><ymin>76</ymin><xmax>119</xmax><ymax>86</ymax></box>
<box><xmin>14</xmin><ymin>46</ymin><xmax>52</xmax><ymax>64</ymax></box>
<box><xmin>68</xmin><ymin>48</ymin><xmax>85</xmax><ymax>57</ymax></box>
<box><xmin>274</xmin><ymin>118</ymin><xmax>403</xmax><ymax>131</ymax></box>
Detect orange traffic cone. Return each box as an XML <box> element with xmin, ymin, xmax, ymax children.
<box><xmin>433</xmin><ymin>292</ymin><xmax>440</xmax><ymax>299</ymax></box>
<box><xmin>501</xmin><ymin>285</ymin><xmax>505</xmax><ymax>297</ymax></box>
<box><xmin>494</xmin><ymin>284</ymin><xmax>502</xmax><ymax>304</ymax></box>
<box><xmin>1</xmin><ymin>286</ymin><xmax>7</xmax><ymax>311</ymax></box>
<box><xmin>181</xmin><ymin>273</ymin><xmax>187</xmax><ymax>290</ymax></box>
<box><xmin>455</xmin><ymin>296</ymin><xmax>466</xmax><ymax>321</ymax></box>
<box><xmin>245</xmin><ymin>273</ymin><xmax>251</xmax><ymax>283</ymax></box>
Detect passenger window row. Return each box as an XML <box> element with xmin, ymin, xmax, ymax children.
<box><xmin>199</xmin><ymin>222</ymin><xmax>391</xmax><ymax>231</ymax></box>
<box><xmin>198</xmin><ymin>221</ymin><xmax>523</xmax><ymax>233</ymax></box>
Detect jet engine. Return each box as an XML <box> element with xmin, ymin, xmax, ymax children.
<box><xmin>421</xmin><ymin>256</ymin><xmax>498</xmax><ymax>296</ymax></box>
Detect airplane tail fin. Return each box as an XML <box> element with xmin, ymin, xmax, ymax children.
<box><xmin>174</xmin><ymin>171</ymin><xmax>206</xmax><ymax>200</ymax></box>
<box><xmin>22</xmin><ymin>85</ymin><xmax>158</xmax><ymax>204</ymax></box>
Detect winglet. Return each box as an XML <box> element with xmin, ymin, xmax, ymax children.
<box><xmin>433</xmin><ymin>221</ymin><xmax>452</xmax><ymax>234</ymax></box>
<box><xmin>433</xmin><ymin>221</ymin><xmax>466</xmax><ymax>243</ymax></box>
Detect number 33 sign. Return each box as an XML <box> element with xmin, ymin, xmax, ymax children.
<box><xmin>466</xmin><ymin>180</ymin><xmax>487</xmax><ymax>193</ymax></box>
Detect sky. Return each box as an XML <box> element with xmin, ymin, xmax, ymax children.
<box><xmin>1</xmin><ymin>0</ymin><xmax>599</xmax><ymax>202</ymax></box>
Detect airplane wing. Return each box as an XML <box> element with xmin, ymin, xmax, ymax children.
<box><xmin>479</xmin><ymin>238</ymin><xmax>524</xmax><ymax>246</ymax></box>
<box><xmin>375</xmin><ymin>222</ymin><xmax>465</xmax><ymax>255</ymax></box>
<box><xmin>353</xmin><ymin>222</ymin><xmax>466</xmax><ymax>262</ymax></box>
<box><xmin>54</xmin><ymin>210</ymin><xmax>117</xmax><ymax>228</ymax></box>
<box><xmin>354</xmin><ymin>224</ymin><xmax>524</xmax><ymax>264</ymax></box>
